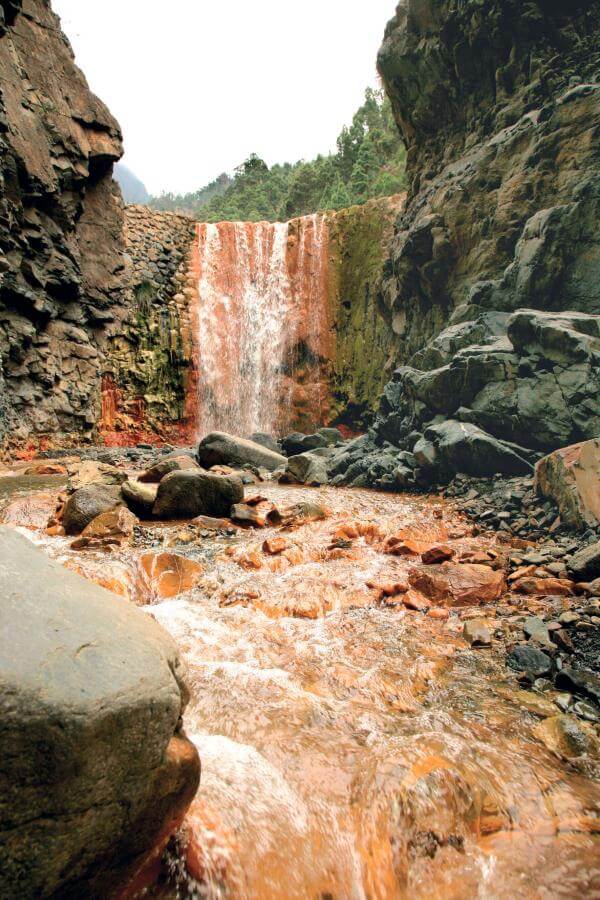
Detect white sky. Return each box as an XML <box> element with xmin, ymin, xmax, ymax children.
<box><xmin>51</xmin><ymin>0</ymin><xmax>396</xmax><ymax>196</ymax></box>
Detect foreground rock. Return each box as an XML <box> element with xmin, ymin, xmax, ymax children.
<box><xmin>62</xmin><ymin>484</ymin><xmax>124</xmax><ymax>535</ymax></box>
<box><xmin>535</xmin><ymin>439</ymin><xmax>600</xmax><ymax>531</ymax></box>
<box><xmin>0</xmin><ymin>528</ymin><xmax>200</xmax><ymax>897</ymax></box>
<box><xmin>153</xmin><ymin>470</ymin><xmax>244</xmax><ymax>519</ymax></box>
<box><xmin>198</xmin><ymin>432</ymin><xmax>286</xmax><ymax>472</ymax></box>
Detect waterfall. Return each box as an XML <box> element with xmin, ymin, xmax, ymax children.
<box><xmin>195</xmin><ymin>215</ymin><xmax>330</xmax><ymax>439</ymax></box>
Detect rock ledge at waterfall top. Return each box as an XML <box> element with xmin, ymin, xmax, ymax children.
<box><xmin>0</xmin><ymin>528</ymin><xmax>200</xmax><ymax>897</ymax></box>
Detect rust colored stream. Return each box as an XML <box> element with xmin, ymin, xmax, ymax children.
<box><xmin>2</xmin><ymin>480</ymin><xmax>599</xmax><ymax>898</ymax></box>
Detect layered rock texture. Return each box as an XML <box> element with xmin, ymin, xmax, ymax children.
<box><xmin>0</xmin><ymin>0</ymin><xmax>127</xmax><ymax>449</ymax></box>
<box><xmin>100</xmin><ymin>206</ymin><xmax>198</xmax><ymax>444</ymax></box>
<box><xmin>333</xmin><ymin>0</ymin><xmax>600</xmax><ymax>486</ymax></box>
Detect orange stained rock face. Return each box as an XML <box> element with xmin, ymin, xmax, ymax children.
<box><xmin>136</xmin><ymin>552</ymin><xmax>205</xmax><ymax>602</ymax></box>
<box><xmin>513</xmin><ymin>576</ymin><xmax>575</xmax><ymax>596</ymax></box>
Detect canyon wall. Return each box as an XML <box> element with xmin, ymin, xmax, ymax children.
<box><xmin>100</xmin><ymin>206</ymin><xmax>198</xmax><ymax>445</ymax></box>
<box><xmin>0</xmin><ymin>0</ymin><xmax>127</xmax><ymax>451</ymax></box>
<box><xmin>332</xmin><ymin>0</ymin><xmax>600</xmax><ymax>488</ymax></box>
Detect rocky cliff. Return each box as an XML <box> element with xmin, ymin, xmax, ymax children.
<box><xmin>0</xmin><ymin>0</ymin><xmax>127</xmax><ymax>451</ymax></box>
<box><xmin>333</xmin><ymin>0</ymin><xmax>600</xmax><ymax>488</ymax></box>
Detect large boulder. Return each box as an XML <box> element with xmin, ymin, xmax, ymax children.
<box><xmin>281</xmin><ymin>432</ymin><xmax>328</xmax><ymax>456</ymax></box>
<box><xmin>139</xmin><ymin>455</ymin><xmax>201</xmax><ymax>484</ymax></box>
<box><xmin>0</xmin><ymin>528</ymin><xmax>200</xmax><ymax>897</ymax></box>
<box><xmin>153</xmin><ymin>470</ymin><xmax>244</xmax><ymax>519</ymax></box>
<box><xmin>535</xmin><ymin>439</ymin><xmax>600</xmax><ymax>530</ymax></box>
<box><xmin>413</xmin><ymin>420</ymin><xmax>532</xmax><ymax>480</ymax></box>
<box><xmin>198</xmin><ymin>432</ymin><xmax>286</xmax><ymax>472</ymax></box>
<box><xmin>121</xmin><ymin>478</ymin><xmax>159</xmax><ymax>517</ymax></box>
<box><xmin>283</xmin><ymin>450</ymin><xmax>330</xmax><ymax>486</ymax></box>
<box><xmin>62</xmin><ymin>483</ymin><xmax>124</xmax><ymax>535</ymax></box>
<box><xmin>567</xmin><ymin>541</ymin><xmax>600</xmax><ymax>582</ymax></box>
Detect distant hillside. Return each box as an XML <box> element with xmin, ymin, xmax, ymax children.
<box><xmin>114</xmin><ymin>163</ymin><xmax>149</xmax><ymax>205</ymax></box>
<box><xmin>148</xmin><ymin>88</ymin><xmax>406</xmax><ymax>222</ymax></box>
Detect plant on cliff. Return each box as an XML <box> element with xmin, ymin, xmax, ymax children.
<box><xmin>148</xmin><ymin>88</ymin><xmax>406</xmax><ymax>221</ymax></box>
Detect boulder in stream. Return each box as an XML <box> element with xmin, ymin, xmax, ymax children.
<box><xmin>153</xmin><ymin>470</ymin><xmax>244</xmax><ymax>519</ymax></box>
<box><xmin>62</xmin><ymin>483</ymin><xmax>124</xmax><ymax>535</ymax></box>
<box><xmin>0</xmin><ymin>528</ymin><xmax>200</xmax><ymax>897</ymax></box>
<box><xmin>198</xmin><ymin>431</ymin><xmax>286</xmax><ymax>472</ymax></box>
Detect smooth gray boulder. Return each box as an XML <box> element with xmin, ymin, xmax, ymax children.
<box><xmin>139</xmin><ymin>455</ymin><xmax>201</xmax><ymax>484</ymax></box>
<box><xmin>281</xmin><ymin>432</ymin><xmax>328</xmax><ymax>456</ymax></box>
<box><xmin>283</xmin><ymin>450</ymin><xmax>330</xmax><ymax>486</ymax></box>
<box><xmin>121</xmin><ymin>478</ymin><xmax>159</xmax><ymax>517</ymax></box>
<box><xmin>62</xmin><ymin>483</ymin><xmax>123</xmax><ymax>535</ymax></box>
<box><xmin>567</xmin><ymin>540</ymin><xmax>600</xmax><ymax>581</ymax></box>
<box><xmin>249</xmin><ymin>432</ymin><xmax>281</xmax><ymax>453</ymax></box>
<box><xmin>153</xmin><ymin>469</ymin><xmax>244</xmax><ymax>519</ymax></box>
<box><xmin>415</xmin><ymin>420</ymin><xmax>533</xmax><ymax>479</ymax></box>
<box><xmin>198</xmin><ymin>432</ymin><xmax>286</xmax><ymax>472</ymax></box>
<box><xmin>0</xmin><ymin>528</ymin><xmax>200</xmax><ymax>898</ymax></box>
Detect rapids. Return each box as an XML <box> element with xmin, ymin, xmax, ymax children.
<box><xmin>2</xmin><ymin>476</ymin><xmax>598</xmax><ymax>898</ymax></box>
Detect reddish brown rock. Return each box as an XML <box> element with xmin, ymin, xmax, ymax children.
<box><xmin>512</xmin><ymin>577</ymin><xmax>574</xmax><ymax>596</ymax></box>
<box><xmin>401</xmin><ymin>590</ymin><xmax>432</xmax><ymax>612</ymax></box>
<box><xmin>262</xmin><ymin>537</ymin><xmax>290</xmax><ymax>555</ymax></box>
<box><xmin>421</xmin><ymin>545</ymin><xmax>455</xmax><ymax>565</ymax></box>
<box><xmin>137</xmin><ymin>552</ymin><xmax>204</xmax><ymax>602</ymax></box>
<box><xmin>409</xmin><ymin>563</ymin><xmax>506</xmax><ymax>607</ymax></box>
<box><xmin>535</xmin><ymin>439</ymin><xmax>600</xmax><ymax>530</ymax></box>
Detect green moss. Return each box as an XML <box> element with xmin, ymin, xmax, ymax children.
<box><xmin>326</xmin><ymin>196</ymin><xmax>402</xmax><ymax>427</ymax></box>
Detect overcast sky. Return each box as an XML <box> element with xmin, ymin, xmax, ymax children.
<box><xmin>52</xmin><ymin>0</ymin><xmax>396</xmax><ymax>197</ymax></box>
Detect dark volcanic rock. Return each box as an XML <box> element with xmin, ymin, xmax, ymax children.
<box><xmin>153</xmin><ymin>470</ymin><xmax>244</xmax><ymax>519</ymax></box>
<box><xmin>567</xmin><ymin>541</ymin><xmax>600</xmax><ymax>581</ymax></box>
<box><xmin>62</xmin><ymin>484</ymin><xmax>124</xmax><ymax>535</ymax></box>
<box><xmin>0</xmin><ymin>0</ymin><xmax>127</xmax><ymax>446</ymax></box>
<box><xmin>198</xmin><ymin>432</ymin><xmax>286</xmax><ymax>472</ymax></box>
<box><xmin>506</xmin><ymin>645</ymin><xmax>553</xmax><ymax>682</ymax></box>
<box><xmin>350</xmin><ymin>0</ymin><xmax>600</xmax><ymax>488</ymax></box>
<box><xmin>139</xmin><ymin>455</ymin><xmax>201</xmax><ymax>483</ymax></box>
<box><xmin>0</xmin><ymin>528</ymin><xmax>200</xmax><ymax>898</ymax></box>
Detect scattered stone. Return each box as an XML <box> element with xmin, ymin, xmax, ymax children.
<box><xmin>463</xmin><ymin>619</ymin><xmax>492</xmax><ymax>646</ymax></box>
<box><xmin>231</xmin><ymin>502</ymin><xmax>269</xmax><ymax>528</ymax></box>
<box><xmin>533</xmin><ymin>715</ymin><xmax>600</xmax><ymax>760</ymax></box>
<box><xmin>567</xmin><ymin>541</ymin><xmax>600</xmax><ymax>582</ymax></box>
<box><xmin>555</xmin><ymin>668</ymin><xmax>600</xmax><ymax>705</ymax></box>
<box><xmin>262</xmin><ymin>537</ymin><xmax>289</xmax><ymax>555</ymax></box>
<box><xmin>409</xmin><ymin>563</ymin><xmax>506</xmax><ymax>606</ymax></box>
<box><xmin>506</xmin><ymin>645</ymin><xmax>553</xmax><ymax>681</ymax></box>
<box><xmin>137</xmin><ymin>552</ymin><xmax>205</xmax><ymax>601</ymax></box>
<box><xmin>401</xmin><ymin>590</ymin><xmax>432</xmax><ymax>612</ymax></box>
<box><xmin>139</xmin><ymin>455</ymin><xmax>201</xmax><ymax>483</ymax></box>
<box><xmin>421</xmin><ymin>545</ymin><xmax>455</xmax><ymax>564</ymax></box>
<box><xmin>67</xmin><ymin>460</ymin><xmax>127</xmax><ymax>490</ymax></box>
<box><xmin>121</xmin><ymin>478</ymin><xmax>159</xmax><ymax>517</ymax></box>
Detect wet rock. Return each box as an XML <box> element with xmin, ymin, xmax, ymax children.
<box><xmin>523</xmin><ymin>616</ymin><xmax>554</xmax><ymax>650</ymax></box>
<box><xmin>76</xmin><ymin>506</ymin><xmax>138</xmax><ymax>547</ymax></box>
<box><xmin>535</xmin><ymin>439</ymin><xmax>600</xmax><ymax>531</ymax></box>
<box><xmin>231</xmin><ymin>503</ymin><xmax>269</xmax><ymax>528</ymax></box>
<box><xmin>153</xmin><ymin>471</ymin><xmax>244</xmax><ymax>519</ymax></box>
<box><xmin>249</xmin><ymin>432</ymin><xmax>280</xmax><ymax>453</ymax></box>
<box><xmin>533</xmin><ymin>714</ymin><xmax>600</xmax><ymax>760</ymax></box>
<box><xmin>421</xmin><ymin>545</ymin><xmax>455</xmax><ymax>564</ymax></box>
<box><xmin>198</xmin><ymin>432</ymin><xmax>286</xmax><ymax>472</ymax></box>
<box><xmin>281</xmin><ymin>432</ymin><xmax>328</xmax><ymax>455</ymax></box>
<box><xmin>567</xmin><ymin>541</ymin><xmax>600</xmax><ymax>581</ymax></box>
<box><xmin>0</xmin><ymin>529</ymin><xmax>199</xmax><ymax>898</ymax></box>
<box><xmin>506</xmin><ymin>645</ymin><xmax>553</xmax><ymax>681</ymax></box>
<box><xmin>139</xmin><ymin>456</ymin><xmax>201</xmax><ymax>483</ymax></box>
<box><xmin>463</xmin><ymin>619</ymin><xmax>492</xmax><ymax>646</ymax></box>
<box><xmin>555</xmin><ymin>668</ymin><xmax>600</xmax><ymax>705</ymax></box>
<box><xmin>267</xmin><ymin>501</ymin><xmax>329</xmax><ymax>527</ymax></box>
<box><xmin>409</xmin><ymin>562</ymin><xmax>506</xmax><ymax>606</ymax></box>
<box><xmin>23</xmin><ymin>462</ymin><xmax>67</xmax><ymax>476</ymax></box>
<box><xmin>414</xmin><ymin>420</ymin><xmax>533</xmax><ymax>481</ymax></box>
<box><xmin>262</xmin><ymin>537</ymin><xmax>290</xmax><ymax>556</ymax></box>
<box><xmin>283</xmin><ymin>450</ymin><xmax>330</xmax><ymax>486</ymax></box>
<box><xmin>62</xmin><ymin>484</ymin><xmax>124</xmax><ymax>536</ymax></box>
<box><xmin>67</xmin><ymin>460</ymin><xmax>127</xmax><ymax>490</ymax></box>
<box><xmin>137</xmin><ymin>552</ymin><xmax>205</xmax><ymax>601</ymax></box>
<box><xmin>401</xmin><ymin>589</ymin><xmax>432</xmax><ymax>611</ymax></box>
<box><xmin>573</xmin><ymin>701</ymin><xmax>600</xmax><ymax>723</ymax></box>
<box><xmin>121</xmin><ymin>478</ymin><xmax>159</xmax><ymax>517</ymax></box>
<box><xmin>513</xmin><ymin>577</ymin><xmax>574</xmax><ymax>596</ymax></box>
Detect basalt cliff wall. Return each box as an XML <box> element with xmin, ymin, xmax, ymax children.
<box><xmin>332</xmin><ymin>0</ymin><xmax>600</xmax><ymax>488</ymax></box>
<box><xmin>0</xmin><ymin>0</ymin><xmax>128</xmax><ymax>452</ymax></box>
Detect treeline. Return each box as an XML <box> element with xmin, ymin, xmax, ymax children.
<box><xmin>149</xmin><ymin>89</ymin><xmax>406</xmax><ymax>222</ymax></box>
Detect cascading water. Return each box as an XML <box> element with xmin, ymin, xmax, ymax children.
<box><xmin>195</xmin><ymin>215</ymin><xmax>330</xmax><ymax>438</ymax></box>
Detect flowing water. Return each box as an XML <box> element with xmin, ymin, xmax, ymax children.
<box><xmin>195</xmin><ymin>217</ymin><xmax>329</xmax><ymax>438</ymax></box>
<box><xmin>3</xmin><ymin>477</ymin><xmax>599</xmax><ymax>899</ymax></box>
